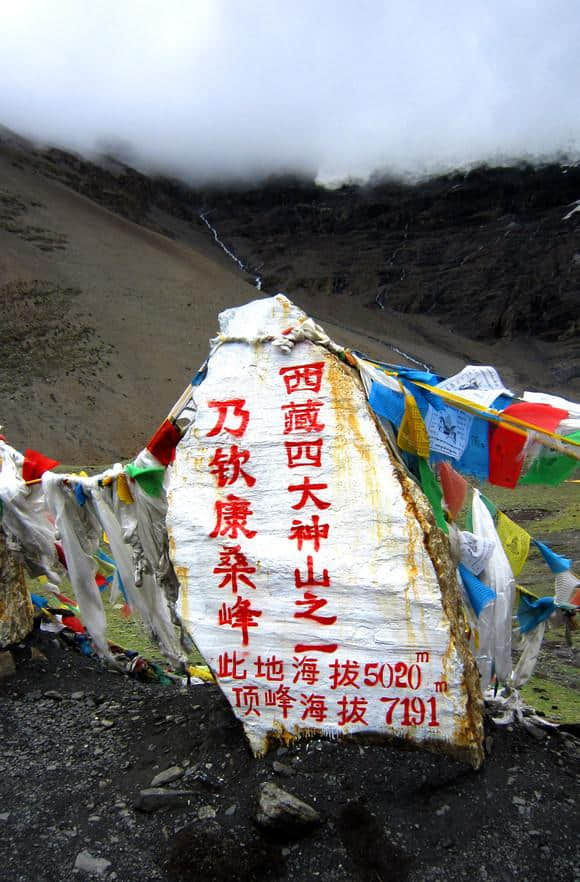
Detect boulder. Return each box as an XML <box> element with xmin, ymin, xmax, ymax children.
<box><xmin>168</xmin><ymin>295</ymin><xmax>483</xmax><ymax>766</ymax></box>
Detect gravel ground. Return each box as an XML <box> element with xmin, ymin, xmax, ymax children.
<box><xmin>0</xmin><ymin>630</ymin><xmax>578</xmax><ymax>882</ymax></box>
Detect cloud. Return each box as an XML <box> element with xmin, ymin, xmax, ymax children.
<box><xmin>2</xmin><ymin>0</ymin><xmax>579</xmax><ymax>181</ymax></box>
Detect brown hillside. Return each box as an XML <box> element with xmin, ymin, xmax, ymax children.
<box><xmin>1</xmin><ymin>128</ymin><xmax>577</xmax><ymax>463</ymax></box>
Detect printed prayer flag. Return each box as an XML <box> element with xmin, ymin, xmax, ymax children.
<box><xmin>495</xmin><ymin>511</ymin><xmax>530</xmax><ymax>577</ymax></box>
<box><xmin>424</xmin><ymin>404</ymin><xmax>473</xmax><ymax>459</ymax></box>
<box><xmin>397</xmin><ymin>392</ymin><xmax>430</xmax><ymax>458</ymax></box>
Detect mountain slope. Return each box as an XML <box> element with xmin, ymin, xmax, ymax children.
<box><xmin>1</xmin><ymin>128</ymin><xmax>578</xmax><ymax>462</ymax></box>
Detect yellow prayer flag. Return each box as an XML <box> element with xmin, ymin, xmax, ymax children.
<box><xmin>117</xmin><ymin>472</ymin><xmax>134</xmax><ymax>505</ymax></box>
<box><xmin>397</xmin><ymin>392</ymin><xmax>430</xmax><ymax>458</ymax></box>
<box><xmin>496</xmin><ymin>511</ymin><xmax>531</xmax><ymax>577</ymax></box>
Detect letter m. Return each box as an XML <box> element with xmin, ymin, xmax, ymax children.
<box><xmin>415</xmin><ymin>651</ymin><xmax>429</xmax><ymax>663</ymax></box>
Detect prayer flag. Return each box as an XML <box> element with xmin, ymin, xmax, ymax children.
<box><xmin>418</xmin><ymin>458</ymin><xmax>448</xmax><ymax>533</ymax></box>
<box><xmin>22</xmin><ymin>449</ymin><xmax>60</xmax><ymax>482</ymax></box>
<box><xmin>147</xmin><ymin>419</ymin><xmax>182</xmax><ymax>466</ymax></box>
<box><xmin>495</xmin><ymin>511</ymin><xmax>530</xmax><ymax>577</ymax></box>
<box><xmin>117</xmin><ymin>472</ymin><xmax>134</xmax><ymax>504</ymax></box>
<box><xmin>517</xmin><ymin>594</ymin><xmax>555</xmax><ymax>634</ymax></box>
<box><xmin>437</xmin><ymin>461</ymin><xmax>467</xmax><ymax>520</ymax></box>
<box><xmin>489</xmin><ymin>403</ymin><xmax>568</xmax><ymax>488</ymax></box>
<box><xmin>126</xmin><ymin>462</ymin><xmax>165</xmax><ymax>497</ymax></box>
<box><xmin>520</xmin><ymin>430</ymin><xmax>580</xmax><ymax>486</ymax></box>
<box><xmin>397</xmin><ymin>392</ymin><xmax>430</xmax><ymax>458</ymax></box>
<box><xmin>533</xmin><ymin>540</ymin><xmax>571</xmax><ymax>574</ymax></box>
<box><xmin>368</xmin><ymin>382</ymin><xmax>405</xmax><ymax>426</ymax></box>
<box><xmin>458</xmin><ymin>563</ymin><xmax>496</xmax><ymax>616</ymax></box>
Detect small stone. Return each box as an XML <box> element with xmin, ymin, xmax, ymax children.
<box><xmin>512</xmin><ymin>796</ymin><xmax>526</xmax><ymax>806</ymax></box>
<box><xmin>74</xmin><ymin>850</ymin><xmax>111</xmax><ymax>876</ymax></box>
<box><xmin>44</xmin><ymin>690</ymin><xmax>63</xmax><ymax>701</ymax></box>
<box><xmin>485</xmin><ymin>736</ymin><xmax>494</xmax><ymax>755</ymax></box>
<box><xmin>71</xmin><ymin>691</ymin><xmax>85</xmax><ymax>701</ymax></box>
<box><xmin>0</xmin><ymin>652</ymin><xmax>16</xmax><ymax>679</ymax></box>
<box><xmin>100</xmin><ymin>719</ymin><xmax>115</xmax><ymax>729</ymax></box>
<box><xmin>197</xmin><ymin>805</ymin><xmax>217</xmax><ymax>820</ymax></box>
<box><xmin>88</xmin><ymin>815</ymin><xmax>101</xmax><ymax>823</ymax></box>
<box><xmin>225</xmin><ymin>804</ymin><xmax>237</xmax><ymax>816</ymax></box>
<box><xmin>256</xmin><ymin>782</ymin><xmax>320</xmax><ymax>832</ymax></box>
<box><xmin>134</xmin><ymin>788</ymin><xmax>195</xmax><ymax>813</ymax></box>
<box><xmin>435</xmin><ymin>804</ymin><xmax>450</xmax><ymax>816</ymax></box>
<box><xmin>0</xmin><ymin>812</ymin><xmax>10</xmax><ymax>822</ymax></box>
<box><xmin>272</xmin><ymin>761</ymin><xmax>296</xmax><ymax>778</ymax></box>
<box><xmin>150</xmin><ymin>765</ymin><xmax>184</xmax><ymax>788</ymax></box>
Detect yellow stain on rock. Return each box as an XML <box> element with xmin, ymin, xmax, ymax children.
<box><xmin>174</xmin><ymin>565</ymin><xmax>190</xmax><ymax>622</ymax></box>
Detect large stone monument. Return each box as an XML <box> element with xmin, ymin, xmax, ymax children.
<box><xmin>168</xmin><ymin>296</ymin><xmax>483</xmax><ymax>767</ymax></box>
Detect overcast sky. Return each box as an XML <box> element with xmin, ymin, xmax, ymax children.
<box><xmin>2</xmin><ymin>0</ymin><xmax>579</xmax><ymax>182</ymax></box>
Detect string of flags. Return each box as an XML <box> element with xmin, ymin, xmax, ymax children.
<box><xmin>0</xmin><ymin>313</ymin><xmax>578</xmax><ymax>705</ymax></box>
<box><xmin>357</xmin><ymin>356</ymin><xmax>579</xmax><ymax>691</ymax></box>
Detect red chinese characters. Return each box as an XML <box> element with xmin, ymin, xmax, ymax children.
<box><xmin>284</xmin><ymin>438</ymin><xmax>323</xmax><ymax>469</ymax></box>
<box><xmin>207</xmin><ymin>399</ymin><xmax>250</xmax><ymax>438</ymax></box>
<box><xmin>206</xmin><ymin>396</ymin><xmax>264</xmax><ymax>650</ymax></box>
<box><xmin>213</xmin><ymin>545</ymin><xmax>256</xmax><ymax>593</ymax></box>
<box><xmin>210</xmin><ymin>495</ymin><xmax>257</xmax><ymax>540</ymax></box>
<box><xmin>218</xmin><ymin>596</ymin><xmax>262</xmax><ymax>646</ymax></box>
<box><xmin>279</xmin><ymin>362</ymin><xmax>325</xmax><ymax>395</ymax></box>
<box><xmin>279</xmin><ymin>360</ymin><xmax>338</xmax><ymax>659</ymax></box>
<box><xmin>209</xmin><ymin>445</ymin><xmax>255</xmax><ymax>488</ymax></box>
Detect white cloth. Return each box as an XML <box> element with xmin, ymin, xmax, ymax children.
<box><xmin>471</xmin><ymin>490</ymin><xmax>515</xmax><ymax>685</ymax></box>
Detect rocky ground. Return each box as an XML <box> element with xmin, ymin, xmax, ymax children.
<box><xmin>0</xmin><ymin>629</ymin><xmax>578</xmax><ymax>882</ymax></box>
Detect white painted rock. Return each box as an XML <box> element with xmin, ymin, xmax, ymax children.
<box><xmin>168</xmin><ymin>295</ymin><xmax>483</xmax><ymax>766</ymax></box>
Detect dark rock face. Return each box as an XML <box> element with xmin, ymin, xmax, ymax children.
<box><xmin>2</xmin><ymin>126</ymin><xmax>578</xmax><ymax>399</ymax></box>
<box><xmin>191</xmin><ymin>165</ymin><xmax>580</xmax><ymax>352</ymax></box>
<box><xmin>12</xmin><ymin>128</ymin><xmax>579</xmax><ymax>355</ymax></box>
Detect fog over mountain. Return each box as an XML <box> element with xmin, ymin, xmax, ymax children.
<box><xmin>3</xmin><ymin>0</ymin><xmax>579</xmax><ymax>182</ymax></box>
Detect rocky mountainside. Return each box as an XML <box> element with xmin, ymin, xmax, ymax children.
<box><xmin>1</xmin><ymin>125</ymin><xmax>578</xmax><ymax>462</ymax></box>
<box><xmin>191</xmin><ymin>165</ymin><xmax>580</xmax><ymax>381</ymax></box>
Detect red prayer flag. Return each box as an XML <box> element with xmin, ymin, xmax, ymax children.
<box><xmin>22</xmin><ymin>448</ymin><xmax>60</xmax><ymax>482</ymax></box>
<box><xmin>489</xmin><ymin>403</ymin><xmax>568</xmax><ymax>488</ymax></box>
<box><xmin>146</xmin><ymin>419</ymin><xmax>182</xmax><ymax>466</ymax></box>
<box><xmin>61</xmin><ymin>614</ymin><xmax>85</xmax><ymax>634</ymax></box>
<box><xmin>437</xmin><ymin>461</ymin><xmax>468</xmax><ymax>520</ymax></box>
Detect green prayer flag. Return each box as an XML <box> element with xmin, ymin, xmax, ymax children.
<box><xmin>519</xmin><ymin>431</ymin><xmax>580</xmax><ymax>486</ymax></box>
<box><xmin>418</xmin><ymin>458</ymin><xmax>448</xmax><ymax>533</ymax></box>
<box><xmin>125</xmin><ymin>463</ymin><xmax>165</xmax><ymax>497</ymax></box>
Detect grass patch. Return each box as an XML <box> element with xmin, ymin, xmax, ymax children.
<box><xmin>521</xmin><ymin>676</ymin><xmax>580</xmax><ymax>724</ymax></box>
